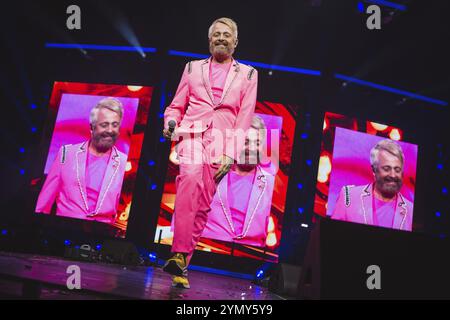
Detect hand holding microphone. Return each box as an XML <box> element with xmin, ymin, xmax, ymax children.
<box><xmin>162</xmin><ymin>120</ymin><xmax>177</xmax><ymax>141</ymax></box>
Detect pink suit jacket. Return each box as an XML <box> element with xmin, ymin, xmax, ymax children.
<box><xmin>164</xmin><ymin>57</ymin><xmax>258</xmax><ymax>160</ymax></box>
<box><xmin>35</xmin><ymin>141</ymin><xmax>127</xmax><ymax>224</ymax></box>
<box><xmin>331</xmin><ymin>184</ymin><xmax>414</xmax><ymax>231</ymax></box>
<box><xmin>201</xmin><ymin>166</ymin><xmax>275</xmax><ymax>247</ymax></box>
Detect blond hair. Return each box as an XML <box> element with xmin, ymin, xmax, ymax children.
<box><xmin>370</xmin><ymin>139</ymin><xmax>404</xmax><ymax>169</ymax></box>
<box><xmin>89</xmin><ymin>97</ymin><xmax>123</xmax><ymax>127</ymax></box>
<box><xmin>208</xmin><ymin>17</ymin><xmax>238</xmax><ymax>39</ymax></box>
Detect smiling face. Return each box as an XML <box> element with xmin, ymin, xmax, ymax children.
<box><xmin>91</xmin><ymin>108</ymin><xmax>121</xmax><ymax>153</ymax></box>
<box><xmin>373</xmin><ymin>150</ymin><xmax>404</xmax><ymax>198</ymax></box>
<box><xmin>209</xmin><ymin>22</ymin><xmax>237</xmax><ymax>61</ymax></box>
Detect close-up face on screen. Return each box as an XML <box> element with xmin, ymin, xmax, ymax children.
<box><xmin>155</xmin><ymin>101</ymin><xmax>300</xmax><ymax>262</ymax></box>
<box><xmin>314</xmin><ymin>112</ymin><xmax>418</xmax><ymax>232</ymax></box>
<box><xmin>32</xmin><ymin>82</ymin><xmax>153</xmax><ymax>237</ymax></box>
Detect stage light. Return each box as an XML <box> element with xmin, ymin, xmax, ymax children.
<box><xmin>151</xmin><ymin>184</ymin><xmax>157</xmax><ymax>190</ymax></box>
<box><xmin>125</xmin><ymin>161</ymin><xmax>132</xmax><ymax>172</ymax></box>
<box><xmin>30</xmin><ymin>104</ymin><xmax>37</xmax><ymax>110</ymax></box>
<box><xmin>357</xmin><ymin>2</ymin><xmax>365</xmax><ymax>12</ymax></box>
<box><xmin>298</xmin><ymin>207</ymin><xmax>304</xmax><ymax>214</ymax></box>
<box><xmin>127</xmin><ymin>85</ymin><xmax>143</xmax><ymax>92</ymax></box>
<box><xmin>266</xmin><ymin>232</ymin><xmax>277</xmax><ymax>247</ymax></box>
<box><xmin>160</xmin><ymin>137</ymin><xmax>166</xmax><ymax>143</ymax></box>
<box><xmin>301</xmin><ymin>224</ymin><xmax>309</xmax><ymax>228</ymax></box>
<box><xmin>268</xmin><ymin>70</ymin><xmax>273</xmax><ymax>76</ymax></box>
<box><xmin>96</xmin><ymin>244</ymin><xmax>102</xmax><ymax>250</ymax></box>
<box><xmin>158</xmin><ymin>113</ymin><xmax>164</xmax><ymax>119</ymax></box>
<box><xmin>301</xmin><ymin>133</ymin><xmax>308</xmax><ymax>139</ymax></box>
<box><xmin>389</xmin><ymin>128</ymin><xmax>401</xmax><ymax>141</ymax></box>
<box><xmin>19</xmin><ymin>148</ymin><xmax>25</xmax><ymax>153</ymax></box>
<box><xmin>20</xmin><ymin>169</ymin><xmax>25</xmax><ymax>175</ymax></box>
<box><xmin>437</xmin><ymin>164</ymin><xmax>443</xmax><ymax>170</ymax></box>
<box><xmin>436</xmin><ymin>212</ymin><xmax>441</xmax><ymax>218</ymax></box>
<box><xmin>255</xmin><ymin>269</ymin><xmax>264</xmax><ymax>279</ymax></box>
<box><xmin>1</xmin><ymin>230</ymin><xmax>7</xmax><ymax>236</ymax></box>
<box><xmin>306</xmin><ymin>160</ymin><xmax>312</xmax><ymax>166</ymax></box>
<box><xmin>148</xmin><ymin>160</ymin><xmax>155</xmax><ymax>166</ymax></box>
<box><xmin>267</xmin><ymin>216</ymin><xmax>275</xmax><ymax>233</ymax></box>
<box><xmin>318</xmin><ymin>154</ymin><xmax>332</xmax><ymax>183</ymax></box>
<box><xmin>297</xmin><ymin>183</ymin><xmax>303</xmax><ymax>190</ymax></box>
<box><xmin>442</xmin><ymin>187</ymin><xmax>448</xmax><ymax>195</ymax></box>
<box><xmin>64</xmin><ymin>240</ymin><xmax>71</xmax><ymax>246</ymax></box>
<box><xmin>370</xmin><ymin>122</ymin><xmax>388</xmax><ymax>131</ymax></box>
<box><xmin>31</xmin><ymin>127</ymin><xmax>37</xmax><ymax>133</ymax></box>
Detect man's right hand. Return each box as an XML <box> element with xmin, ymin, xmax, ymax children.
<box><xmin>162</xmin><ymin>128</ymin><xmax>176</xmax><ymax>141</ymax></box>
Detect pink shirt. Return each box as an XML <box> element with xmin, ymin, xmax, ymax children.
<box><xmin>85</xmin><ymin>151</ymin><xmax>110</xmax><ymax>213</ymax></box>
<box><xmin>373</xmin><ymin>196</ymin><xmax>397</xmax><ymax>228</ymax></box>
<box><xmin>228</xmin><ymin>170</ymin><xmax>255</xmax><ymax>235</ymax></box>
<box><xmin>209</xmin><ymin>60</ymin><xmax>232</xmax><ymax>105</ymax></box>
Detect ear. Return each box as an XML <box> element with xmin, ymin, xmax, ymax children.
<box><xmin>234</xmin><ymin>38</ymin><xmax>238</xmax><ymax>47</ymax></box>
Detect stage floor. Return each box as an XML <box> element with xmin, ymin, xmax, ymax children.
<box><xmin>0</xmin><ymin>251</ymin><xmax>284</xmax><ymax>300</ymax></box>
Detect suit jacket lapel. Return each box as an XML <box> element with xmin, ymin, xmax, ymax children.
<box><xmin>217</xmin><ymin>174</ymin><xmax>234</xmax><ymax>234</ymax></box>
<box><xmin>393</xmin><ymin>193</ymin><xmax>408</xmax><ymax>230</ymax></box>
<box><xmin>201</xmin><ymin>58</ymin><xmax>215</xmax><ymax>106</ymax></box>
<box><xmin>76</xmin><ymin>142</ymin><xmax>89</xmax><ymax>213</ymax></box>
<box><xmin>95</xmin><ymin>147</ymin><xmax>120</xmax><ymax>214</ymax></box>
<box><xmin>218</xmin><ymin>59</ymin><xmax>239</xmax><ymax>106</ymax></box>
<box><xmin>240</xmin><ymin>167</ymin><xmax>265</xmax><ymax>237</ymax></box>
<box><xmin>360</xmin><ymin>184</ymin><xmax>374</xmax><ymax>225</ymax></box>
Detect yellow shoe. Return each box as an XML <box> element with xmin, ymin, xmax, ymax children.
<box><xmin>163</xmin><ymin>253</ymin><xmax>187</xmax><ymax>276</ymax></box>
<box><xmin>172</xmin><ymin>275</ymin><xmax>190</xmax><ymax>289</ymax></box>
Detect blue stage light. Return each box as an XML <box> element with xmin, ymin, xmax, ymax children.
<box><xmin>158</xmin><ymin>112</ymin><xmax>164</xmax><ymax>119</ymax></box>
<box><xmin>96</xmin><ymin>244</ymin><xmax>102</xmax><ymax>250</ymax></box>
<box><xmin>64</xmin><ymin>240</ymin><xmax>71</xmax><ymax>246</ymax></box>
<box><xmin>148</xmin><ymin>160</ymin><xmax>155</xmax><ymax>166</ymax></box>
<box><xmin>160</xmin><ymin>137</ymin><xmax>166</xmax><ymax>143</ymax></box>
<box><xmin>148</xmin><ymin>253</ymin><xmax>157</xmax><ymax>260</ymax></box>
<box><xmin>46</xmin><ymin>43</ymin><xmax>157</xmax><ymax>53</ymax></box>
<box><xmin>31</xmin><ymin>127</ymin><xmax>37</xmax><ymax>133</ymax></box>
<box><xmin>30</xmin><ymin>104</ymin><xmax>37</xmax><ymax>109</ymax></box>
<box><xmin>335</xmin><ymin>74</ymin><xmax>448</xmax><ymax>106</ymax></box>
<box><xmin>437</xmin><ymin>164</ymin><xmax>443</xmax><ymax>170</ymax></box>
<box><xmin>151</xmin><ymin>184</ymin><xmax>157</xmax><ymax>190</ymax></box>
<box><xmin>297</xmin><ymin>183</ymin><xmax>303</xmax><ymax>190</ymax></box>
<box><xmin>298</xmin><ymin>208</ymin><xmax>304</xmax><ymax>214</ymax></box>
<box><xmin>301</xmin><ymin>133</ymin><xmax>308</xmax><ymax>140</ymax></box>
<box><xmin>365</xmin><ymin>0</ymin><xmax>407</xmax><ymax>11</ymax></box>
<box><xmin>256</xmin><ymin>269</ymin><xmax>264</xmax><ymax>279</ymax></box>
<box><xmin>19</xmin><ymin>148</ymin><xmax>25</xmax><ymax>153</ymax></box>
<box><xmin>306</xmin><ymin>160</ymin><xmax>312</xmax><ymax>166</ymax></box>
<box><xmin>20</xmin><ymin>169</ymin><xmax>25</xmax><ymax>175</ymax></box>
<box><xmin>1</xmin><ymin>230</ymin><xmax>7</xmax><ymax>236</ymax></box>
<box><xmin>436</xmin><ymin>212</ymin><xmax>441</xmax><ymax>218</ymax></box>
<box><xmin>357</xmin><ymin>2</ymin><xmax>365</xmax><ymax>12</ymax></box>
<box><xmin>442</xmin><ymin>187</ymin><xmax>448</xmax><ymax>195</ymax></box>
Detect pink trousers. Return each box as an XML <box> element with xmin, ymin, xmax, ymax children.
<box><xmin>171</xmin><ymin>127</ymin><xmax>220</xmax><ymax>264</ymax></box>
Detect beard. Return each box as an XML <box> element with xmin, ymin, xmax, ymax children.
<box><xmin>375</xmin><ymin>175</ymin><xmax>403</xmax><ymax>198</ymax></box>
<box><xmin>92</xmin><ymin>131</ymin><xmax>118</xmax><ymax>153</ymax></box>
<box><xmin>209</xmin><ymin>40</ymin><xmax>234</xmax><ymax>61</ymax></box>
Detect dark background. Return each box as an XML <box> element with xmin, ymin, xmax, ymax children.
<box><xmin>0</xmin><ymin>0</ymin><xmax>448</xmax><ymax>269</ymax></box>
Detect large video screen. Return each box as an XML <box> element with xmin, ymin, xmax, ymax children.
<box><xmin>32</xmin><ymin>82</ymin><xmax>153</xmax><ymax>237</ymax></box>
<box><xmin>155</xmin><ymin>101</ymin><xmax>300</xmax><ymax>262</ymax></box>
<box><xmin>314</xmin><ymin>112</ymin><xmax>418</xmax><ymax>231</ymax></box>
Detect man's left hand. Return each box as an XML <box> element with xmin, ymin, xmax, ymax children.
<box><xmin>213</xmin><ymin>155</ymin><xmax>234</xmax><ymax>183</ymax></box>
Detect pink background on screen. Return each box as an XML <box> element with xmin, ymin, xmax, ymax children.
<box><xmin>326</xmin><ymin>127</ymin><xmax>418</xmax><ymax>216</ymax></box>
<box><xmin>44</xmin><ymin>93</ymin><xmax>139</xmax><ymax>174</ymax></box>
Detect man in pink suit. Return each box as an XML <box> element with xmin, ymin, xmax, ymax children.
<box><xmin>332</xmin><ymin>139</ymin><xmax>413</xmax><ymax>231</ymax></box>
<box><xmin>35</xmin><ymin>98</ymin><xmax>127</xmax><ymax>225</ymax></box>
<box><xmin>202</xmin><ymin>115</ymin><xmax>275</xmax><ymax>247</ymax></box>
<box><xmin>162</xmin><ymin>17</ymin><xmax>258</xmax><ymax>288</ymax></box>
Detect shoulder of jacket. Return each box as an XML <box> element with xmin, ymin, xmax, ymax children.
<box><xmin>186</xmin><ymin>59</ymin><xmax>206</xmax><ymax>74</ymax></box>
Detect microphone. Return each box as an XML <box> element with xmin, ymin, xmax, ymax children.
<box><xmin>168</xmin><ymin>120</ymin><xmax>176</xmax><ymax>134</ymax></box>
